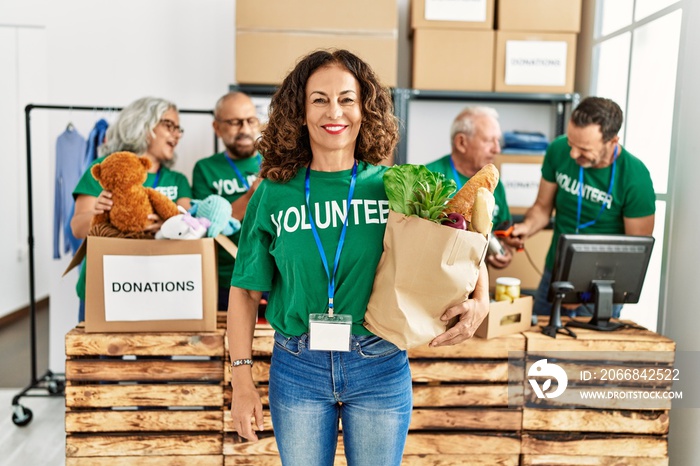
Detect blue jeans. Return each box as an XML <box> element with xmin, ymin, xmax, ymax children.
<box><xmin>269</xmin><ymin>332</ymin><xmax>413</xmax><ymax>466</ymax></box>
<box><xmin>534</xmin><ymin>268</ymin><xmax>622</xmax><ymax>318</ymax></box>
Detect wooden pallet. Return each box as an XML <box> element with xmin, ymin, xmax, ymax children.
<box><xmin>222</xmin><ymin>324</ymin><xmax>524</xmax><ymax>464</ymax></box>
<box><xmin>520</xmin><ymin>318</ymin><xmax>674</xmax><ymax>465</ymax></box>
<box><xmin>521</xmin><ymin>432</ymin><xmax>668</xmax><ymax>465</ymax></box>
<box><xmin>65</xmin><ymin>313</ymin><xmax>675</xmax><ymax>465</ymax></box>
<box><xmin>65</xmin><ymin>325</ymin><xmax>226</xmax><ymax>465</ymax></box>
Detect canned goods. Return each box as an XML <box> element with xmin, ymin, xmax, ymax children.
<box><xmin>495</xmin><ymin>277</ymin><xmax>521</xmax><ymax>302</ymax></box>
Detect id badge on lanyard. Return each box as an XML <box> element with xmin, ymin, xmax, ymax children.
<box><xmin>309</xmin><ymin>313</ymin><xmax>352</xmax><ymax>351</ymax></box>
<box><xmin>305</xmin><ymin>162</ymin><xmax>357</xmax><ymax>352</ymax></box>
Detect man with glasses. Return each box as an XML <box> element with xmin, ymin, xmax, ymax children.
<box><xmin>192</xmin><ymin>91</ymin><xmax>262</xmax><ymax>310</ymax></box>
<box><xmin>426</xmin><ymin>106</ymin><xmax>513</xmax><ymax>269</ymax></box>
<box><xmin>507</xmin><ymin>97</ymin><xmax>656</xmax><ymax>318</ymax></box>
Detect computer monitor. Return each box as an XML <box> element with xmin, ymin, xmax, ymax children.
<box><xmin>549</xmin><ymin>234</ymin><xmax>655</xmax><ymax>332</ymax></box>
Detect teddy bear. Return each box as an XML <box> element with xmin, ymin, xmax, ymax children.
<box><xmin>189</xmin><ymin>194</ymin><xmax>241</xmax><ymax>237</ymax></box>
<box><xmin>90</xmin><ymin>151</ymin><xmax>180</xmax><ymax>234</ymax></box>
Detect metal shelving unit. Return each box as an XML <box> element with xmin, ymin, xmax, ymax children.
<box><xmin>230</xmin><ymin>84</ymin><xmax>580</xmax><ymax>164</ymax></box>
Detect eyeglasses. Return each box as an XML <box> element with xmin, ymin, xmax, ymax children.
<box><xmin>217</xmin><ymin>117</ymin><xmax>260</xmax><ymax>129</ymax></box>
<box><xmin>159</xmin><ymin>119</ymin><xmax>184</xmax><ymax>135</ymax></box>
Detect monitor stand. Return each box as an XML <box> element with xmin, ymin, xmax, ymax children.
<box><xmin>541</xmin><ymin>281</ymin><xmax>577</xmax><ymax>339</ymax></box>
<box><xmin>567</xmin><ymin>280</ymin><xmax>625</xmax><ymax>332</ymax></box>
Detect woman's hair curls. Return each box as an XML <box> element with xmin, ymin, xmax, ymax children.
<box><xmin>257</xmin><ymin>49</ymin><xmax>399</xmax><ymax>182</ymax></box>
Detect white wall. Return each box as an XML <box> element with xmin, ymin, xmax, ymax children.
<box><xmin>0</xmin><ymin>0</ymin><xmax>48</xmax><ymax>320</ymax></box>
<box><xmin>664</xmin><ymin>1</ymin><xmax>700</xmax><ymax>464</ymax></box>
<box><xmin>0</xmin><ymin>0</ymin><xmax>235</xmax><ymax>371</ymax></box>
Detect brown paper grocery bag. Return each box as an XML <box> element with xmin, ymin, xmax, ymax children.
<box><xmin>364</xmin><ymin>211</ymin><xmax>488</xmax><ymax>349</ymax></box>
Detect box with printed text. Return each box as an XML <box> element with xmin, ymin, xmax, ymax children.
<box><xmin>494</xmin><ymin>31</ymin><xmax>577</xmax><ymax>93</ymax></box>
<box><xmin>81</xmin><ymin>236</ymin><xmax>235</xmax><ymax>333</ymax></box>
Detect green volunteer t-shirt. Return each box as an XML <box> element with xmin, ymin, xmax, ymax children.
<box><xmin>73</xmin><ymin>156</ymin><xmax>192</xmax><ymax>299</ymax></box>
<box><xmin>231</xmin><ymin>161</ymin><xmax>389</xmax><ymax>337</ymax></box>
<box><xmin>425</xmin><ymin>154</ymin><xmax>512</xmax><ymax>229</ymax></box>
<box><xmin>191</xmin><ymin>152</ymin><xmax>261</xmax><ymax>287</ymax></box>
<box><xmin>542</xmin><ymin>135</ymin><xmax>656</xmax><ymax>269</ymax></box>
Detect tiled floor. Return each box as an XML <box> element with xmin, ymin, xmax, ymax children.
<box><xmin>0</xmin><ymin>388</ymin><xmax>65</xmax><ymax>466</ymax></box>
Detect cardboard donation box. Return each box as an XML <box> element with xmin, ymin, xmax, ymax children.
<box><xmin>497</xmin><ymin>0</ymin><xmax>582</xmax><ymax>33</ymax></box>
<box><xmin>476</xmin><ymin>295</ymin><xmax>533</xmax><ymax>339</ymax></box>
<box><xmin>494</xmin><ymin>31</ymin><xmax>577</xmax><ymax>93</ymax></box>
<box><xmin>411</xmin><ymin>0</ymin><xmax>495</xmax><ymax>30</ymax></box>
<box><xmin>412</xmin><ymin>29</ymin><xmax>495</xmax><ymax>91</ymax></box>
<box><xmin>84</xmin><ymin>237</ymin><xmax>220</xmax><ymax>333</ymax></box>
<box><xmin>235</xmin><ymin>0</ymin><xmax>398</xmax><ymax>86</ymax></box>
<box><xmin>494</xmin><ymin>153</ymin><xmax>545</xmax><ymax>215</ymax></box>
<box><xmin>365</xmin><ymin>211</ymin><xmax>488</xmax><ymax>350</ymax></box>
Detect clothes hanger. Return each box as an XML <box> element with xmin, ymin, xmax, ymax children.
<box><xmin>66</xmin><ymin>107</ymin><xmax>74</xmax><ymax>131</ymax></box>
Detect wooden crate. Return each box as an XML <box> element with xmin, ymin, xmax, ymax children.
<box><xmin>521</xmin><ymin>318</ymin><xmax>674</xmax><ymax>465</ymax></box>
<box><xmin>65</xmin><ymin>325</ymin><xmax>226</xmax><ymax>465</ymax></box>
<box><xmin>223</xmin><ymin>324</ymin><xmax>524</xmax><ymax>465</ymax></box>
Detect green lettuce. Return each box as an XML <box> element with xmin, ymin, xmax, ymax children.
<box><xmin>383</xmin><ymin>164</ymin><xmax>457</xmax><ymax>222</ymax></box>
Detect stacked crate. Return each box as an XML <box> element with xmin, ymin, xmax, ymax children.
<box><xmin>405</xmin><ymin>334</ymin><xmax>524</xmax><ymax>465</ymax></box>
<box><xmin>223</xmin><ymin>323</ymin><xmax>524</xmax><ymax>465</ymax></box>
<box><xmin>521</xmin><ymin>318</ymin><xmax>674</xmax><ymax>465</ymax></box>
<box><xmin>64</xmin><ymin>325</ymin><xmax>226</xmax><ymax>465</ymax></box>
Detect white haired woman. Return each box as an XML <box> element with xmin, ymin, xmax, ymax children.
<box><xmin>69</xmin><ymin>96</ymin><xmax>192</xmax><ymax>322</ymax></box>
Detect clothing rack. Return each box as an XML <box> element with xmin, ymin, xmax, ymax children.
<box><xmin>12</xmin><ymin>103</ymin><xmax>218</xmax><ymax>426</ymax></box>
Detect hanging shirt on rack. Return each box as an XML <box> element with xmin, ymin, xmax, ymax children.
<box><xmin>53</xmin><ymin>126</ymin><xmax>87</xmax><ymax>259</ymax></box>
<box><xmin>82</xmin><ymin>118</ymin><xmax>109</xmax><ymax>172</ymax></box>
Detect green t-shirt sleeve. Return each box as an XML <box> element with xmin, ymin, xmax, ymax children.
<box><xmin>72</xmin><ymin>158</ymin><xmax>104</xmax><ymax>199</ymax></box>
<box><xmin>621</xmin><ymin>158</ymin><xmax>656</xmax><ymax>219</ymax></box>
<box><xmin>541</xmin><ymin>142</ymin><xmax>559</xmax><ymax>183</ymax></box>
<box><xmin>230</xmin><ymin>183</ymin><xmax>275</xmax><ymax>290</ymax></box>
<box><xmin>174</xmin><ymin>171</ymin><xmax>192</xmax><ymax>200</ymax></box>
<box><xmin>191</xmin><ymin>161</ymin><xmax>209</xmax><ymax>200</ymax></box>
<box><xmin>493</xmin><ymin>181</ymin><xmax>511</xmax><ymax>228</ymax></box>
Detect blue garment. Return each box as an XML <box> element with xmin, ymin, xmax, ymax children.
<box><xmin>53</xmin><ymin>127</ymin><xmax>86</xmax><ymax>258</ymax></box>
<box><xmin>82</xmin><ymin>119</ymin><xmax>109</xmax><ymax>172</ymax></box>
<box><xmin>269</xmin><ymin>332</ymin><xmax>412</xmax><ymax>466</ymax></box>
<box><xmin>503</xmin><ymin>131</ymin><xmax>549</xmax><ymax>151</ymax></box>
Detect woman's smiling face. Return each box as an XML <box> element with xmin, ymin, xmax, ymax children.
<box><xmin>304</xmin><ymin>64</ymin><xmax>362</xmax><ymax>158</ymax></box>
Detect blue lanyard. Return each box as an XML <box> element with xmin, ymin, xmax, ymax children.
<box><xmin>576</xmin><ymin>145</ymin><xmax>618</xmax><ymax>233</ymax></box>
<box><xmin>151</xmin><ymin>168</ymin><xmax>161</xmax><ymax>188</ymax></box>
<box><xmin>449</xmin><ymin>156</ymin><xmax>463</xmax><ymax>190</ymax></box>
<box><xmin>304</xmin><ymin>162</ymin><xmax>357</xmax><ymax>317</ymax></box>
<box><xmin>225</xmin><ymin>153</ymin><xmax>262</xmax><ymax>190</ymax></box>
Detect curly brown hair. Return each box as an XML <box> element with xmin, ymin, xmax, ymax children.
<box><xmin>257</xmin><ymin>49</ymin><xmax>399</xmax><ymax>183</ymax></box>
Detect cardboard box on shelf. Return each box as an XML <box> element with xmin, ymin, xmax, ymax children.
<box><xmin>236</xmin><ymin>0</ymin><xmax>397</xmax><ymax>33</ymax></box>
<box><xmin>74</xmin><ymin>236</ymin><xmax>236</xmax><ymax>333</ymax></box>
<box><xmin>494</xmin><ymin>31</ymin><xmax>577</xmax><ymax>93</ymax></box>
<box><xmin>412</xmin><ymin>28</ymin><xmax>494</xmax><ymax>91</ymax></box>
<box><xmin>234</xmin><ymin>0</ymin><xmax>398</xmax><ymax>87</ymax></box>
<box><xmin>497</xmin><ymin>0</ymin><xmax>582</xmax><ymax>33</ymax></box>
<box><xmin>489</xmin><ymin>228</ymin><xmax>553</xmax><ymax>291</ymax></box>
<box><xmin>236</xmin><ymin>31</ymin><xmax>398</xmax><ymax>87</ymax></box>
<box><xmin>411</xmin><ymin>0</ymin><xmax>495</xmax><ymax>30</ymax></box>
<box><xmin>476</xmin><ymin>295</ymin><xmax>533</xmax><ymax>338</ymax></box>
<box><xmin>494</xmin><ymin>153</ymin><xmax>545</xmax><ymax>216</ymax></box>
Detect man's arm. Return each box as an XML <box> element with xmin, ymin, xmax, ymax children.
<box><xmin>231</xmin><ymin>178</ymin><xmax>261</xmax><ymax>221</ymax></box>
<box><xmin>624</xmin><ymin>214</ymin><xmax>655</xmax><ymax>236</ymax></box>
<box><xmin>507</xmin><ymin>177</ymin><xmax>557</xmax><ymax>248</ymax></box>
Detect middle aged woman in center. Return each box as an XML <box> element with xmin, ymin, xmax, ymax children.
<box><xmin>226</xmin><ymin>49</ymin><xmax>490</xmax><ymax>466</ymax></box>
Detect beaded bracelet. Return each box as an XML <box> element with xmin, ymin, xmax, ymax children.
<box><xmin>231</xmin><ymin>358</ymin><xmax>254</xmax><ymax>368</ymax></box>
